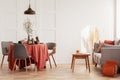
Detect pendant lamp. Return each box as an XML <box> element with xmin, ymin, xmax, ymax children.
<box><xmin>24</xmin><ymin>0</ymin><xmax>35</xmax><ymax>15</ymax></box>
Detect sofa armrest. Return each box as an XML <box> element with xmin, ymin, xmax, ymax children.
<box><xmin>101</xmin><ymin>46</ymin><xmax>120</xmax><ymax>67</ymax></box>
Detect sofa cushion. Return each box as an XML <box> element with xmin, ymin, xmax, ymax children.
<box><xmin>103</xmin><ymin>44</ymin><xmax>114</xmax><ymax>47</ymax></box>
<box><xmin>104</xmin><ymin>40</ymin><xmax>114</xmax><ymax>45</ymax></box>
<box><xmin>115</xmin><ymin>39</ymin><xmax>120</xmax><ymax>45</ymax></box>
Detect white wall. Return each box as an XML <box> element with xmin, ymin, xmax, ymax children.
<box><xmin>36</xmin><ymin>0</ymin><xmax>56</xmax><ymax>43</ymax></box>
<box><xmin>0</xmin><ymin>0</ymin><xmax>115</xmax><ymax>64</ymax></box>
<box><xmin>0</xmin><ymin>0</ymin><xmax>17</xmax><ymax>63</ymax></box>
<box><xmin>56</xmin><ymin>0</ymin><xmax>115</xmax><ymax>64</ymax></box>
<box><xmin>116</xmin><ymin>0</ymin><xmax>120</xmax><ymax>39</ymax></box>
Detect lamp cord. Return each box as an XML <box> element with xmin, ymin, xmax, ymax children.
<box><xmin>29</xmin><ymin>0</ymin><xmax>31</xmax><ymax>8</ymax></box>
<box><xmin>29</xmin><ymin>0</ymin><xmax>30</xmax><ymax>4</ymax></box>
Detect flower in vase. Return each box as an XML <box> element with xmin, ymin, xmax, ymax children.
<box><xmin>23</xmin><ymin>18</ymin><xmax>33</xmax><ymax>43</ymax></box>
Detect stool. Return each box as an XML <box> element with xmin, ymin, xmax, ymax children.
<box><xmin>102</xmin><ymin>60</ymin><xmax>118</xmax><ymax>77</ymax></box>
<box><xmin>71</xmin><ymin>53</ymin><xmax>90</xmax><ymax>72</ymax></box>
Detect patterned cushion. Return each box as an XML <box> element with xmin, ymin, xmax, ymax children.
<box><xmin>94</xmin><ymin>53</ymin><xmax>101</xmax><ymax>64</ymax></box>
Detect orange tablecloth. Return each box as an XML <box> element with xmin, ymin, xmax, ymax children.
<box><xmin>8</xmin><ymin>44</ymin><xmax>49</xmax><ymax>71</ymax></box>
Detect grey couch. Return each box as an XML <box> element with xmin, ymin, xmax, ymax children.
<box><xmin>92</xmin><ymin>43</ymin><xmax>120</xmax><ymax>72</ymax></box>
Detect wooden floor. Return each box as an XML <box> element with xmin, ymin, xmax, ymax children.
<box><xmin>0</xmin><ymin>64</ymin><xmax>120</xmax><ymax>80</ymax></box>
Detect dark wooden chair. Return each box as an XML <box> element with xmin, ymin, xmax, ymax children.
<box><xmin>13</xmin><ymin>43</ymin><xmax>31</xmax><ymax>71</ymax></box>
<box><xmin>1</xmin><ymin>41</ymin><xmax>12</xmax><ymax>68</ymax></box>
<box><xmin>46</xmin><ymin>42</ymin><xmax>57</xmax><ymax>68</ymax></box>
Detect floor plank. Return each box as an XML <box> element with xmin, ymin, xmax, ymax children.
<box><xmin>0</xmin><ymin>64</ymin><xmax>120</xmax><ymax>80</ymax></box>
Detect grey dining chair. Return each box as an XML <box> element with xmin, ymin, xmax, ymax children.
<box><xmin>12</xmin><ymin>43</ymin><xmax>31</xmax><ymax>71</ymax></box>
<box><xmin>46</xmin><ymin>42</ymin><xmax>57</xmax><ymax>68</ymax></box>
<box><xmin>1</xmin><ymin>41</ymin><xmax>13</xmax><ymax>68</ymax></box>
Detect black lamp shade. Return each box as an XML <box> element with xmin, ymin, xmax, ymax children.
<box><xmin>24</xmin><ymin>4</ymin><xmax>35</xmax><ymax>15</ymax></box>
<box><xmin>24</xmin><ymin>7</ymin><xmax>35</xmax><ymax>15</ymax></box>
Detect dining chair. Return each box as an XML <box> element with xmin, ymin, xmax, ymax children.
<box><xmin>12</xmin><ymin>43</ymin><xmax>31</xmax><ymax>71</ymax></box>
<box><xmin>1</xmin><ymin>41</ymin><xmax>13</xmax><ymax>68</ymax></box>
<box><xmin>46</xmin><ymin>42</ymin><xmax>57</xmax><ymax>68</ymax></box>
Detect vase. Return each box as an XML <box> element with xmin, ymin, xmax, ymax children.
<box><xmin>27</xmin><ymin>35</ymin><xmax>31</xmax><ymax>44</ymax></box>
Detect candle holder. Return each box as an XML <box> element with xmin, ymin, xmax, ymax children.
<box><xmin>76</xmin><ymin>50</ymin><xmax>80</xmax><ymax>53</ymax></box>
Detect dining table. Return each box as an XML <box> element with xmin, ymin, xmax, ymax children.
<box><xmin>8</xmin><ymin>43</ymin><xmax>49</xmax><ymax>71</ymax></box>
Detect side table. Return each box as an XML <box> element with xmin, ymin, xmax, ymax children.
<box><xmin>71</xmin><ymin>53</ymin><xmax>90</xmax><ymax>72</ymax></box>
